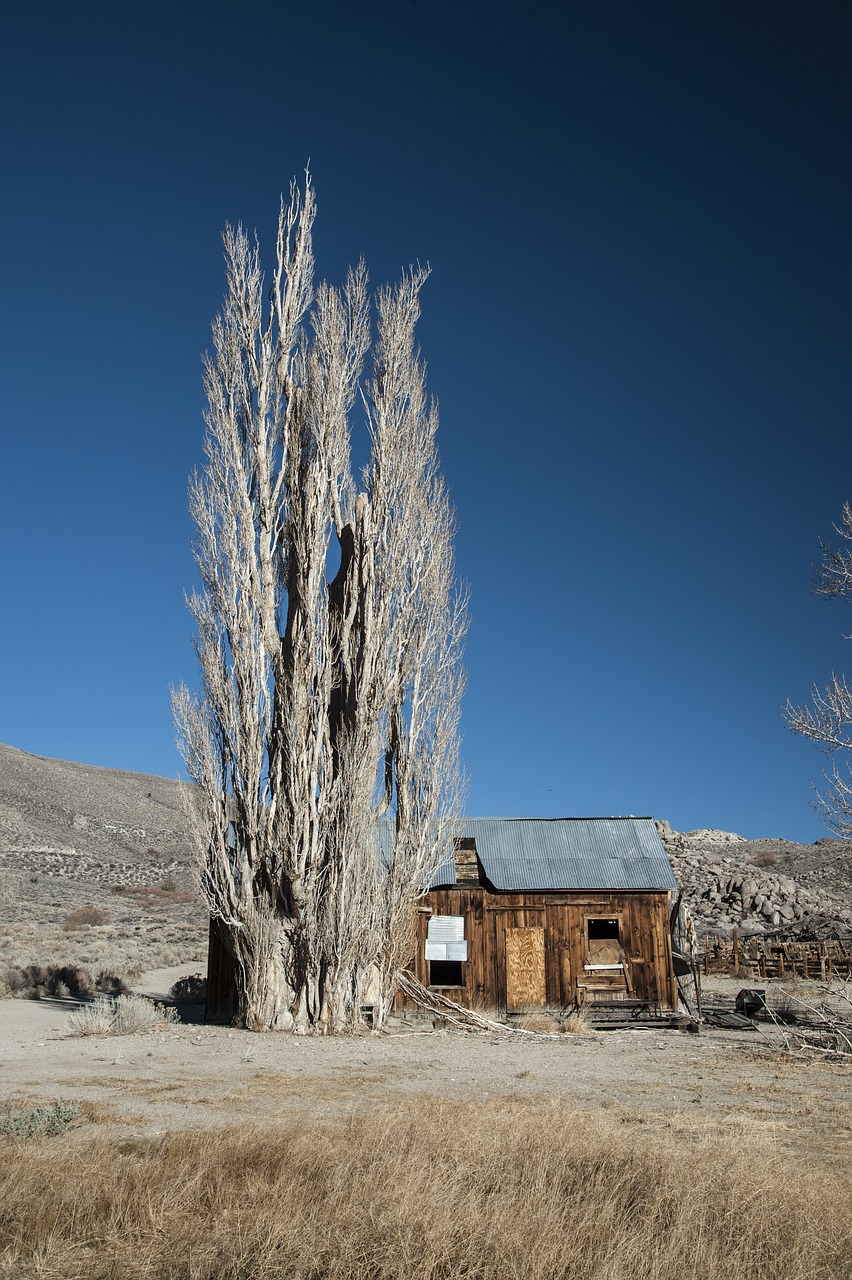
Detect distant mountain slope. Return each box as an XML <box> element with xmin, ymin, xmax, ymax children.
<box><xmin>0</xmin><ymin>742</ymin><xmax>192</xmax><ymax>879</ymax></box>
<box><xmin>0</xmin><ymin>741</ymin><xmax>848</xmax><ymax>940</ymax></box>
<box><xmin>0</xmin><ymin>744</ymin><xmax>203</xmax><ymax>976</ymax></box>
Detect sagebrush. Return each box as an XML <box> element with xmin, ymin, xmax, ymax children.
<box><xmin>0</xmin><ymin>1101</ymin><xmax>80</xmax><ymax>1140</ymax></box>
<box><xmin>0</xmin><ymin>963</ymin><xmax>128</xmax><ymax>1001</ymax></box>
<box><xmin>66</xmin><ymin>994</ymin><xmax>179</xmax><ymax>1037</ymax></box>
<box><xmin>169</xmin><ymin>973</ymin><xmax>206</xmax><ymax>1001</ymax></box>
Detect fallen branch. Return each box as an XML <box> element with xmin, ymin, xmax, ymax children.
<box><xmin>394</xmin><ymin>972</ymin><xmax>562</xmax><ymax>1039</ymax></box>
<box><xmin>817</xmin><ymin>976</ymin><xmax>852</xmax><ymax>1011</ymax></box>
<box><xmin>766</xmin><ymin>988</ymin><xmax>852</xmax><ymax>1059</ymax></box>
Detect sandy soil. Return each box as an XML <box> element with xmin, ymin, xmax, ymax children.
<box><xmin>2</xmin><ymin>971</ymin><xmax>850</xmax><ymax>1165</ymax></box>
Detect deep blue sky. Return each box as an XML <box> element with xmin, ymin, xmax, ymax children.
<box><xmin>2</xmin><ymin>2</ymin><xmax>851</xmax><ymax>840</ymax></box>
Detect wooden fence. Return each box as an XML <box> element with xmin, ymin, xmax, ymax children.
<box><xmin>700</xmin><ymin>930</ymin><xmax>852</xmax><ymax>981</ymax></box>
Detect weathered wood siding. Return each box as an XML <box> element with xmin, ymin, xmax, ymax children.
<box><xmin>205</xmin><ymin>917</ymin><xmax>237</xmax><ymax>1025</ymax></box>
<box><xmin>409</xmin><ymin>888</ymin><xmax>676</xmax><ymax>1011</ymax></box>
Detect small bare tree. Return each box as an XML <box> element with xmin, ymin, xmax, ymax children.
<box><xmin>784</xmin><ymin>502</ymin><xmax>852</xmax><ymax>836</ymax></box>
<box><xmin>173</xmin><ymin>175</ymin><xmax>467</xmax><ymax>1031</ymax></box>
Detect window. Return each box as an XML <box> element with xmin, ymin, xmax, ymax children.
<box><xmin>429</xmin><ymin>959</ymin><xmax>464</xmax><ymax>987</ymax></box>
<box><xmin>584</xmin><ymin>916</ymin><xmax>626</xmax><ymax>973</ymax></box>
<box><xmin>426</xmin><ymin>914</ymin><xmax>467</xmax><ymax>987</ymax></box>
<box><xmin>587</xmin><ymin>917</ymin><xmax>620</xmax><ymax>941</ymax></box>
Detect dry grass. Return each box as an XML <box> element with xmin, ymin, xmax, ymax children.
<box><xmin>562</xmin><ymin>1004</ymin><xmax>594</xmax><ymax>1035</ymax></box>
<box><xmin>66</xmin><ymin>994</ymin><xmax>180</xmax><ymax>1037</ymax></box>
<box><xmin>514</xmin><ymin>1009</ymin><xmax>561</xmax><ymax>1033</ymax></box>
<box><xmin>0</xmin><ymin>1097</ymin><xmax>849</xmax><ymax>1279</ymax></box>
<box><xmin>514</xmin><ymin>1005</ymin><xmax>593</xmax><ymax>1035</ymax></box>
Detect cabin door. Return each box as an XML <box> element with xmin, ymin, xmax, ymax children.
<box><xmin>505</xmin><ymin>926</ymin><xmax>547</xmax><ymax>1009</ymax></box>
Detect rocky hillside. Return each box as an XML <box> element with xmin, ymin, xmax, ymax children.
<box><xmin>658</xmin><ymin>821</ymin><xmax>852</xmax><ymax>940</ymax></box>
<box><xmin>0</xmin><ymin>743</ymin><xmax>203</xmax><ymax>977</ymax></box>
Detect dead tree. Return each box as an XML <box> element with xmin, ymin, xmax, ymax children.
<box><xmin>173</xmin><ymin>176</ymin><xmax>467</xmax><ymax>1031</ymax></box>
<box><xmin>784</xmin><ymin>502</ymin><xmax>852</xmax><ymax>836</ymax></box>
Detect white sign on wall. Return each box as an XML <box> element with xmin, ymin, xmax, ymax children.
<box><xmin>427</xmin><ymin>915</ymin><xmax>464</xmax><ymax>942</ymax></box>
<box><xmin>425</xmin><ymin>940</ymin><xmax>468</xmax><ymax>961</ymax></box>
<box><xmin>426</xmin><ymin>915</ymin><xmax>466</xmax><ymax>961</ymax></box>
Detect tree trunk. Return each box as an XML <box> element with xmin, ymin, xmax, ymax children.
<box><xmin>175</xmin><ymin>180</ymin><xmax>466</xmax><ymax>1036</ymax></box>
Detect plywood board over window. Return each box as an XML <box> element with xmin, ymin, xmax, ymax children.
<box><xmin>505</xmin><ymin>926</ymin><xmax>546</xmax><ymax>1009</ymax></box>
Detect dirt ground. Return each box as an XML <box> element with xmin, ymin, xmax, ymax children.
<box><xmin>3</xmin><ymin>745</ymin><xmax>849</xmax><ymax>1185</ymax></box>
<box><xmin>1</xmin><ymin>967</ymin><xmax>849</xmax><ymax>1164</ymax></box>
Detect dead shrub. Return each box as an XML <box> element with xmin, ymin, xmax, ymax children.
<box><xmin>111</xmin><ymin>884</ymin><xmax>194</xmax><ymax>908</ymax></box>
<box><xmin>61</xmin><ymin>907</ymin><xmax>111</xmax><ymax>932</ymax></box>
<box><xmin>169</xmin><ymin>973</ymin><xmax>206</xmax><ymax>1002</ymax></box>
<box><xmin>49</xmin><ymin>964</ymin><xmax>94</xmax><ymax>998</ymax></box>
<box><xmin>752</xmin><ymin>849</ymin><xmax>777</xmax><ymax>867</ymax></box>
<box><xmin>0</xmin><ymin>1098</ymin><xmax>849</xmax><ymax>1279</ymax></box>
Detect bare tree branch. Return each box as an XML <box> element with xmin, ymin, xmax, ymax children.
<box><xmin>813</xmin><ymin>502</ymin><xmax>852</xmax><ymax>601</ymax></box>
<box><xmin>784</xmin><ymin>505</ymin><xmax>852</xmax><ymax>838</ymax></box>
<box><xmin>173</xmin><ymin>177</ymin><xmax>467</xmax><ymax>1031</ymax></box>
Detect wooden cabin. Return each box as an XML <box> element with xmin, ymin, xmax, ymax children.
<box><xmin>406</xmin><ymin>817</ymin><xmax>679</xmax><ymax>1013</ymax></box>
<box><xmin>204</xmin><ymin>814</ymin><xmax>679</xmax><ymax>1024</ymax></box>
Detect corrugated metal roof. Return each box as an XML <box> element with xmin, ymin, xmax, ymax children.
<box><xmin>431</xmin><ymin>817</ymin><xmax>678</xmax><ymax>891</ymax></box>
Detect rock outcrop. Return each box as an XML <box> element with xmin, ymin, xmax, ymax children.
<box><xmin>657</xmin><ymin>820</ymin><xmax>852</xmax><ymax>940</ymax></box>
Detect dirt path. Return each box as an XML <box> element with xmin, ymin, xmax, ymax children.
<box><xmin>2</xmin><ymin>982</ymin><xmax>850</xmax><ymax>1162</ymax></box>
